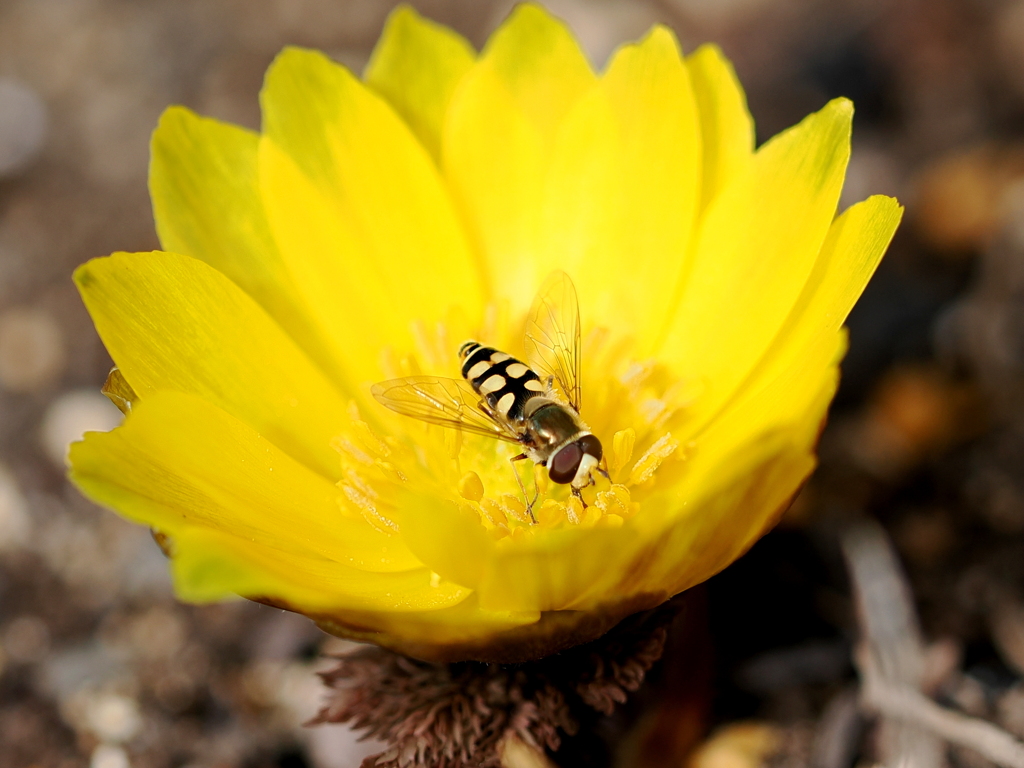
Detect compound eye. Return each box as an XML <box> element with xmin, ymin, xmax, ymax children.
<box><xmin>548</xmin><ymin>443</ymin><xmax>583</xmax><ymax>484</ymax></box>
<box><xmin>577</xmin><ymin>434</ymin><xmax>603</xmax><ymax>462</ymax></box>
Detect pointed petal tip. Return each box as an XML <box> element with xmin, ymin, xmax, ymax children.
<box><xmin>872</xmin><ymin>192</ymin><xmax>904</xmax><ymax>213</ymax></box>
<box><xmin>155</xmin><ymin>104</ymin><xmax>194</xmax><ymax>130</ymax></box>
<box><xmin>366</xmin><ymin>0</ymin><xmax>476</xmax><ymax>85</ymax></box>
<box><xmin>630</xmin><ymin>23</ymin><xmax>683</xmax><ymax>59</ymax></box>
<box><xmin>824</xmin><ymin>96</ymin><xmax>854</xmax><ymax>120</ymax></box>
<box><xmin>508</xmin><ymin>1</ymin><xmax>556</xmax><ymax>19</ymax></box>
<box><xmin>842</xmin><ymin>193</ymin><xmax>904</xmax><ymax>222</ymax></box>
<box><xmin>263</xmin><ymin>45</ymin><xmax>336</xmax><ymax>87</ymax></box>
<box><xmin>72</xmin><ymin>253</ymin><xmax>121</xmax><ymax>291</ymax></box>
<box><xmin>377</xmin><ymin>2</ymin><xmax>445</xmax><ymax>40</ymax></box>
<box><xmin>72</xmin><ymin>261</ymin><xmax>93</xmax><ymax>289</ymax></box>
<box><xmin>690</xmin><ymin>41</ymin><xmax>726</xmax><ymax>58</ymax></box>
<box><xmin>766</xmin><ymin>95</ymin><xmax>852</xmax><ymax>158</ymax></box>
<box><xmin>385</xmin><ymin>2</ymin><xmax>419</xmax><ymax>22</ymax></box>
<box><xmin>153</xmin><ymin>104</ymin><xmax>248</xmax><ymax>136</ymax></box>
<box><xmin>491</xmin><ymin>1</ymin><xmax>575</xmax><ymax>44</ymax></box>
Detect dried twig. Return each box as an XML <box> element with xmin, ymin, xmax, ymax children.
<box><xmin>810</xmin><ymin>688</ymin><xmax>861</xmax><ymax>768</ymax></box>
<box><xmin>858</xmin><ymin>648</ymin><xmax>1024</xmax><ymax>768</ymax></box>
<box><xmin>841</xmin><ymin>520</ymin><xmax>943</xmax><ymax>767</ymax></box>
<box><xmin>843</xmin><ymin>519</ymin><xmax>1024</xmax><ymax>768</ymax></box>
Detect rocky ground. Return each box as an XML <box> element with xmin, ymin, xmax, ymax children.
<box><xmin>2</xmin><ymin>0</ymin><xmax>1024</xmax><ymax>766</ymax></box>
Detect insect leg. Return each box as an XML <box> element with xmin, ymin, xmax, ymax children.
<box><xmin>571</xmin><ymin>485</ymin><xmax>589</xmax><ymax>509</ymax></box>
<box><xmin>509</xmin><ymin>453</ymin><xmax>538</xmax><ymax>524</ymax></box>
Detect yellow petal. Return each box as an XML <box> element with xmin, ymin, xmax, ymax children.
<box><xmin>693</xmin><ymin>332</ymin><xmax>843</xmax><ymax>490</ymax></box>
<box><xmin>474</xmin><ymin>326</ymin><xmax>844</xmax><ymax>614</ymax></box>
<box><xmin>69</xmin><ymin>390</ymin><xmax>419</xmax><ymax>572</ymax></box>
<box><xmin>171</xmin><ymin>526</ymin><xmax>468</xmax><ymax>612</ymax></box>
<box><xmin>443</xmin><ymin>3</ymin><xmax>595</xmax><ymax>309</ymax></box>
<box><xmin>393</xmin><ymin>488</ymin><xmax>496</xmax><ymax>590</ymax></box>
<box><xmin>476</xmin><ymin>525</ymin><xmax>644</xmax><ymax>612</ymax></box>
<box><xmin>259</xmin><ymin>48</ymin><xmax>483</xmax><ymax>386</ymax></box>
<box><xmin>731</xmin><ymin>195</ymin><xmax>903</xmax><ymax>412</ymax></box>
<box><xmin>661</xmin><ymin>98</ymin><xmax>853</xmax><ymax>425</ymax></box>
<box><xmin>634</xmin><ymin>430</ymin><xmax>820</xmax><ymax>604</ymax></box>
<box><xmin>686</xmin><ymin>44</ymin><xmax>754</xmax><ymax>212</ymax></box>
<box><xmin>364</xmin><ymin>4</ymin><xmax>476</xmax><ymax>162</ymax></box>
<box><xmin>74</xmin><ymin>251</ymin><xmax>348</xmax><ymax>478</ymax></box>
<box><xmin>480</xmin><ymin>3</ymin><xmax>595</xmax><ymax>135</ymax></box>
<box><xmin>541</xmin><ymin>25</ymin><xmax>701</xmax><ymax>352</ymax></box>
<box><xmin>313</xmin><ymin>593</ymin><xmax>543</xmax><ymax>662</ymax></box>
<box><xmin>149</xmin><ymin>108</ymin><xmax>344</xmax><ymax>386</ymax></box>
<box><xmin>633</xmin><ymin>332</ymin><xmax>844</xmax><ymax>600</ymax></box>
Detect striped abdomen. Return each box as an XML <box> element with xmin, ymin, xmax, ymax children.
<box><xmin>459</xmin><ymin>341</ymin><xmax>544</xmax><ymax>422</ymax></box>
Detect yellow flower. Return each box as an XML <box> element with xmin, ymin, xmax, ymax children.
<box><xmin>69</xmin><ymin>4</ymin><xmax>901</xmax><ymax>663</ymax></box>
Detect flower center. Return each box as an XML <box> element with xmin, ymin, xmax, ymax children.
<box><xmin>330</xmin><ymin>313</ymin><xmax>702</xmax><ymax>541</ymax></box>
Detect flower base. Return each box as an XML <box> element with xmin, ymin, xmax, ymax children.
<box><xmin>311</xmin><ymin>598</ymin><xmax>685</xmax><ymax>768</ymax></box>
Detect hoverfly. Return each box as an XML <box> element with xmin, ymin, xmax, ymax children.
<box><xmin>371</xmin><ymin>271</ymin><xmax>606</xmax><ymax>522</ymax></box>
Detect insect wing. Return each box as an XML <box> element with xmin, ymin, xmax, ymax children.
<box><xmin>371</xmin><ymin>376</ymin><xmax>522</xmax><ymax>443</ymax></box>
<box><xmin>525</xmin><ymin>270</ymin><xmax>582</xmax><ymax>411</ymax></box>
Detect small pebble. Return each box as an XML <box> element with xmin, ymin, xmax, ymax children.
<box><xmin>86</xmin><ymin>693</ymin><xmax>142</xmax><ymax>743</ymax></box>
<box><xmin>3</xmin><ymin>615</ymin><xmax>51</xmax><ymax>664</ymax></box>
<box><xmin>40</xmin><ymin>389</ymin><xmax>123</xmax><ymax>467</ymax></box>
<box><xmin>912</xmin><ymin>144</ymin><xmax>1024</xmax><ymax>255</ymax></box>
<box><xmin>687</xmin><ymin>722</ymin><xmax>782</xmax><ymax>768</ymax></box>
<box><xmin>0</xmin><ymin>462</ymin><xmax>31</xmax><ymax>551</ymax></box>
<box><xmin>90</xmin><ymin>743</ymin><xmax>130</xmax><ymax>768</ymax></box>
<box><xmin>0</xmin><ymin>78</ymin><xmax>48</xmax><ymax>177</ymax></box>
<box><xmin>0</xmin><ymin>306</ymin><xmax>65</xmax><ymax>392</ymax></box>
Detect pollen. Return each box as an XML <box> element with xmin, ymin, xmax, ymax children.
<box><xmin>480</xmin><ymin>498</ymin><xmax>509</xmax><ymax>530</ymax></box>
<box><xmin>566</xmin><ymin>495</ymin><xmax>584</xmax><ymax>525</ymax></box>
<box><xmin>629</xmin><ymin>433</ymin><xmax>680</xmax><ymax>486</ymax></box>
<box><xmin>595</xmin><ymin>484</ymin><xmax>636</xmax><ymax>519</ymax></box>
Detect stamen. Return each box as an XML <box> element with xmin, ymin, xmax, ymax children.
<box><xmin>374</xmin><ymin>460</ymin><xmax>406</xmax><ymax>483</ymax></box>
<box><xmin>566</xmin><ymin>496</ymin><xmax>584</xmax><ymax>525</ymax></box>
<box><xmin>351</xmin><ymin>420</ymin><xmax>390</xmax><ymax>459</ymax></box>
<box><xmin>341</xmin><ymin>468</ymin><xmax>377</xmax><ymax>500</ymax></box>
<box><xmin>365</xmin><ymin>318</ymin><xmax>704</xmax><ymax>541</ymax></box>
<box><xmin>620</xmin><ymin>361</ymin><xmax>653</xmax><ymax>392</ymax></box>
<box><xmin>480</xmin><ymin>498</ymin><xmax>510</xmax><ymax>531</ymax></box>
<box><xmin>332</xmin><ymin>436</ymin><xmax>373</xmax><ymax>465</ymax></box>
<box><xmin>578</xmin><ymin>506</ymin><xmax>602</xmax><ymax>527</ymax></box>
<box><xmin>629</xmin><ymin>434</ymin><xmax>679</xmax><ymax>486</ymax></box>
<box><xmin>594</xmin><ymin>484</ymin><xmax>635</xmax><ymax>518</ymax></box>
<box><xmin>598</xmin><ymin>513</ymin><xmax>625</xmax><ymax>528</ymax></box>
<box><xmin>536</xmin><ymin>499</ymin><xmax>564</xmax><ymax>528</ymax></box>
<box><xmin>458</xmin><ymin>471</ymin><xmax>484</xmax><ymax>502</ymax></box>
<box><xmin>639</xmin><ymin>398</ymin><xmax>669</xmax><ymax>425</ymax></box>
<box><xmin>340</xmin><ymin>482</ymin><xmax>396</xmax><ymax>532</ymax></box>
<box><xmin>443</xmin><ymin>429</ymin><xmax>463</xmax><ymax>461</ymax></box>
<box><xmin>498</xmin><ymin>494</ymin><xmax>530</xmax><ymax>524</ymax></box>
<box><xmin>609</xmin><ymin>428</ymin><xmax>636</xmax><ymax>475</ymax></box>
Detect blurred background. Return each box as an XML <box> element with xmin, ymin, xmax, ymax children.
<box><xmin>1</xmin><ymin>0</ymin><xmax>1023</xmax><ymax>766</ymax></box>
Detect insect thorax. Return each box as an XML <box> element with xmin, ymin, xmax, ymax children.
<box><xmin>523</xmin><ymin>401</ymin><xmax>588</xmax><ymax>455</ymax></box>
<box><xmin>459</xmin><ymin>341</ymin><xmax>545</xmax><ymax>422</ymax></box>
